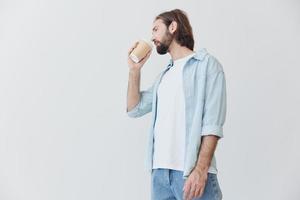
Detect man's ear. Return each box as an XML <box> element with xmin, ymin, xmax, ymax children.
<box><xmin>168</xmin><ymin>21</ymin><xmax>177</xmax><ymax>34</ymax></box>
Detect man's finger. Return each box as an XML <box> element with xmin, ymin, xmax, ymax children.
<box><xmin>128</xmin><ymin>47</ymin><xmax>135</xmax><ymax>56</ymax></box>
<box><xmin>183</xmin><ymin>181</ymin><xmax>191</xmax><ymax>200</ymax></box>
<box><xmin>194</xmin><ymin>186</ymin><xmax>201</xmax><ymax>198</ymax></box>
<box><xmin>127</xmin><ymin>41</ymin><xmax>139</xmax><ymax>56</ymax></box>
<box><xmin>188</xmin><ymin>185</ymin><xmax>196</xmax><ymax>200</ymax></box>
<box><xmin>198</xmin><ymin>186</ymin><xmax>205</xmax><ymax>198</ymax></box>
<box><xmin>183</xmin><ymin>190</ymin><xmax>188</xmax><ymax>200</ymax></box>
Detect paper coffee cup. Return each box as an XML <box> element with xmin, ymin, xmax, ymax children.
<box><xmin>130</xmin><ymin>39</ymin><xmax>153</xmax><ymax>63</ymax></box>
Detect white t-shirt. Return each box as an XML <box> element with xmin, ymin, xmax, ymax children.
<box><xmin>152</xmin><ymin>52</ymin><xmax>196</xmax><ymax>171</ymax></box>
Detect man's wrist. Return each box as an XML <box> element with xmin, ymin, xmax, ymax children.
<box><xmin>194</xmin><ymin>162</ymin><xmax>210</xmax><ymax>173</ymax></box>
<box><xmin>129</xmin><ymin>68</ymin><xmax>141</xmax><ymax>74</ymax></box>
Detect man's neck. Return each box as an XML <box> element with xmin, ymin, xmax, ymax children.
<box><xmin>168</xmin><ymin>41</ymin><xmax>195</xmax><ymax>61</ymax></box>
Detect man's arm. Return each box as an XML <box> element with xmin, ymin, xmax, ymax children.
<box><xmin>183</xmin><ymin>135</ymin><xmax>219</xmax><ymax>200</ymax></box>
<box><xmin>194</xmin><ymin>135</ymin><xmax>219</xmax><ymax>173</ymax></box>
<box><xmin>126</xmin><ymin>42</ymin><xmax>152</xmax><ymax>117</ymax></box>
<box><xmin>127</xmin><ymin>69</ymin><xmax>141</xmax><ymax>112</ymax></box>
<box><xmin>183</xmin><ymin>58</ymin><xmax>226</xmax><ymax>200</ymax></box>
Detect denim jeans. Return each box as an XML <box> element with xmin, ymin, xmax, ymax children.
<box><xmin>151</xmin><ymin>168</ymin><xmax>222</xmax><ymax>200</ymax></box>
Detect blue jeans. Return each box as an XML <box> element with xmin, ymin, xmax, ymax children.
<box><xmin>151</xmin><ymin>168</ymin><xmax>222</xmax><ymax>200</ymax></box>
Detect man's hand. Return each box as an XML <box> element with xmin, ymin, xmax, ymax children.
<box><xmin>182</xmin><ymin>135</ymin><xmax>219</xmax><ymax>199</ymax></box>
<box><xmin>128</xmin><ymin>41</ymin><xmax>152</xmax><ymax>71</ymax></box>
<box><xmin>183</xmin><ymin>167</ymin><xmax>208</xmax><ymax>200</ymax></box>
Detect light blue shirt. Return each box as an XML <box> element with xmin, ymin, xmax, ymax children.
<box><xmin>126</xmin><ymin>48</ymin><xmax>227</xmax><ymax>180</ymax></box>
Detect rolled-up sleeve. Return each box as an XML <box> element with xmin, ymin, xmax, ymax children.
<box><xmin>201</xmin><ymin>69</ymin><xmax>227</xmax><ymax>138</ymax></box>
<box><xmin>126</xmin><ymin>84</ymin><xmax>154</xmax><ymax>118</ymax></box>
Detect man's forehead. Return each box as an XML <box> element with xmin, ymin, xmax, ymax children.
<box><xmin>152</xmin><ymin>19</ymin><xmax>163</xmax><ymax>28</ymax></box>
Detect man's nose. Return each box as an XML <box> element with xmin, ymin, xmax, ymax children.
<box><xmin>151</xmin><ymin>36</ymin><xmax>155</xmax><ymax>43</ymax></box>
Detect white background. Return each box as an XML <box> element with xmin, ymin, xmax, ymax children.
<box><xmin>0</xmin><ymin>0</ymin><xmax>299</xmax><ymax>199</ymax></box>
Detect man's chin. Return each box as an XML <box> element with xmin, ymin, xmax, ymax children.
<box><xmin>156</xmin><ymin>47</ymin><xmax>168</xmax><ymax>55</ymax></box>
<box><xmin>157</xmin><ymin>51</ymin><xmax>167</xmax><ymax>55</ymax></box>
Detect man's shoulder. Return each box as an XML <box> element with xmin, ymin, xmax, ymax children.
<box><xmin>194</xmin><ymin>48</ymin><xmax>224</xmax><ymax>75</ymax></box>
<box><xmin>193</xmin><ymin>48</ymin><xmax>209</xmax><ymax>61</ymax></box>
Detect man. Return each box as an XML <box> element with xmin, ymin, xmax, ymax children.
<box><xmin>126</xmin><ymin>9</ymin><xmax>226</xmax><ymax>200</ymax></box>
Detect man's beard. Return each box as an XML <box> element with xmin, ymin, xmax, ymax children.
<box><xmin>156</xmin><ymin>30</ymin><xmax>174</xmax><ymax>55</ymax></box>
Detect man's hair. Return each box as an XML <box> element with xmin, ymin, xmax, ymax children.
<box><xmin>155</xmin><ymin>9</ymin><xmax>194</xmax><ymax>50</ymax></box>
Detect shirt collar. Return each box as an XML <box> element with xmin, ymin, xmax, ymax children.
<box><xmin>166</xmin><ymin>48</ymin><xmax>208</xmax><ymax>69</ymax></box>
